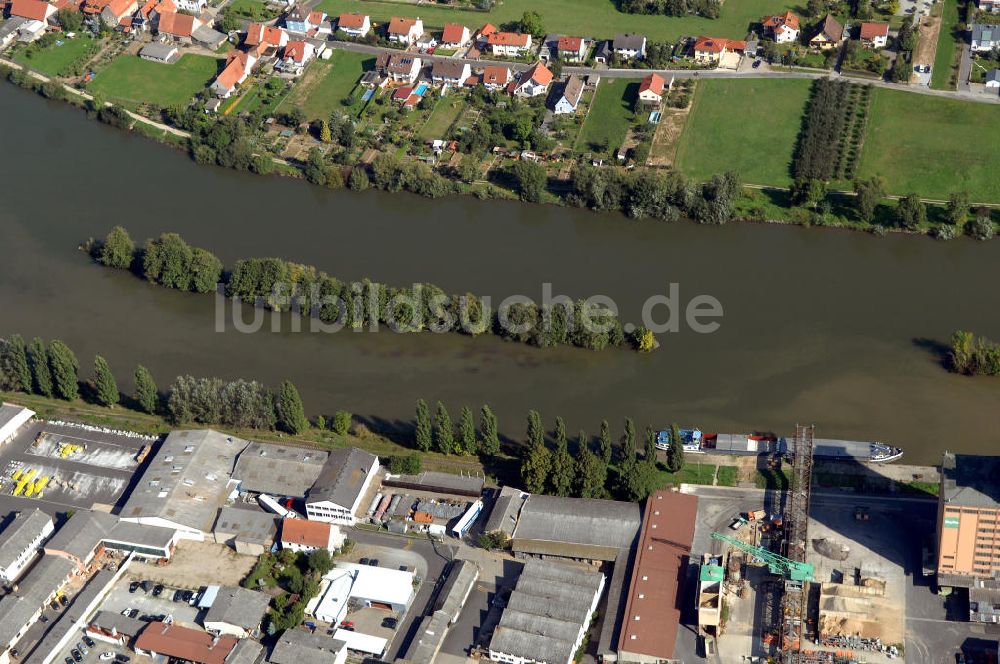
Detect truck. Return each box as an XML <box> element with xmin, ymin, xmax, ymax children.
<box><xmin>258</xmin><ymin>494</ymin><xmax>296</xmax><ymax>519</ymax></box>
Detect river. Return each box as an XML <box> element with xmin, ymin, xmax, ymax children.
<box><xmin>2</xmin><ymin>83</ymin><xmax>999</xmax><ymax>465</ymax></box>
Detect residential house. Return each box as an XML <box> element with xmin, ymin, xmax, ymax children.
<box><xmin>613</xmin><ymin>33</ymin><xmax>646</xmax><ymax>59</ymax></box>
<box><xmin>286</xmin><ymin>6</ymin><xmax>328</xmax><ymax>36</ymax></box>
<box><xmin>132</xmin><ymin>0</ymin><xmax>175</xmax><ymax>32</ymax></box>
<box><xmin>978</xmin><ymin>0</ymin><xmax>1000</xmax><ymax>12</ymax></box>
<box><xmin>557</xmin><ymin>35</ymin><xmax>587</xmax><ymax>62</ymax></box>
<box><xmin>972</xmin><ymin>23</ymin><xmax>1000</xmax><ymax>51</ymax></box>
<box><xmin>440</xmin><ymin>22</ymin><xmax>469</xmax><ymax>48</ymax></box>
<box><xmin>487</xmin><ymin>31</ymin><xmax>531</xmax><ymax>57</ymax></box>
<box><xmin>481</xmin><ymin>64</ymin><xmax>511</xmax><ymax>89</ymax></box>
<box><xmin>304</xmin><ymin>448</ymin><xmax>380</xmax><ymax>526</ymax></box>
<box><xmin>336</xmin><ymin>12</ymin><xmax>369</xmax><ymax>37</ymax></box>
<box><xmin>692</xmin><ymin>35</ymin><xmax>745</xmax><ymax>62</ymax></box>
<box><xmin>81</xmin><ymin>0</ymin><xmax>111</xmax><ymax>16</ymax></box>
<box><xmin>100</xmin><ymin>0</ymin><xmax>137</xmax><ymax>29</ymax></box>
<box><xmin>276</xmin><ymin>40</ymin><xmax>314</xmax><ymax>75</ymax></box>
<box><xmin>593</xmin><ymin>40</ymin><xmax>611</xmax><ymax>63</ymax></box>
<box><xmin>387</xmin><ymin>16</ymin><xmax>422</xmax><ymax>44</ymax></box>
<box><xmin>156</xmin><ymin>11</ymin><xmax>199</xmax><ymax>43</ymax></box>
<box><xmin>431</xmin><ymin>59</ymin><xmax>471</xmax><ymax>85</ymax></box>
<box><xmin>245</xmin><ymin>22</ymin><xmax>288</xmax><ymax>55</ymax></box>
<box><xmin>986</xmin><ymin>68</ymin><xmax>1000</xmax><ymax>87</ymax></box>
<box><xmin>0</xmin><ymin>17</ymin><xmax>38</xmax><ymax>45</ymax></box>
<box><xmin>859</xmin><ymin>22</ymin><xmax>889</xmax><ymax>49</ymax></box>
<box><xmin>809</xmin><ymin>14</ymin><xmax>844</xmax><ymax>49</ymax></box>
<box><xmin>134</xmin><ymin>622</ymin><xmax>237</xmax><ymax>664</ymax></box>
<box><xmin>202</xmin><ymin>587</ymin><xmax>270</xmax><ymax>638</ymax></box>
<box><xmin>515</xmin><ymin>61</ymin><xmax>552</xmax><ymax>97</ymax></box>
<box><xmin>637</xmin><ymin>72</ymin><xmax>666</xmax><ymax>105</ymax></box>
<box><xmin>7</xmin><ymin>0</ymin><xmax>55</xmax><ymax>23</ymax></box>
<box><xmin>385</xmin><ymin>53</ymin><xmax>421</xmax><ymax>84</ymax></box>
<box><xmin>552</xmin><ymin>74</ymin><xmax>584</xmax><ymax>114</ymax></box>
<box><xmin>172</xmin><ymin>0</ymin><xmax>202</xmax><ymax>12</ymax></box>
<box><xmin>761</xmin><ymin>11</ymin><xmax>800</xmax><ymax>43</ymax></box>
<box><xmin>476</xmin><ymin>22</ymin><xmax>497</xmax><ymax>43</ymax></box>
<box><xmin>280</xmin><ymin>518</ymin><xmax>345</xmax><ymax>553</ymax></box>
<box><xmin>211</xmin><ymin>50</ymin><xmax>256</xmax><ymax>98</ymax></box>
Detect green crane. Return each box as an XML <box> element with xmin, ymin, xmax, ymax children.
<box><xmin>711</xmin><ymin>532</ymin><xmax>814</xmax><ymax>582</ymax></box>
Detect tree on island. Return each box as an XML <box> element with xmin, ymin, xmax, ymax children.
<box><xmin>97</xmin><ymin>226</ymin><xmax>135</xmax><ymax>270</ymax></box>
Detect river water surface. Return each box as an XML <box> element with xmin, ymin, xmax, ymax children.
<box><xmin>2</xmin><ymin>84</ymin><xmax>999</xmax><ymax>464</ymax></box>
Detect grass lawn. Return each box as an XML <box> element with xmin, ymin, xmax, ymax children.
<box><xmin>89</xmin><ymin>54</ymin><xmax>220</xmax><ymax>107</ymax></box>
<box><xmin>315</xmin><ymin>0</ymin><xmax>797</xmax><ymax>42</ymax></box>
<box><xmin>716</xmin><ymin>465</ymin><xmax>739</xmax><ymax>487</ymax></box>
<box><xmin>576</xmin><ymin>78</ymin><xmax>638</xmax><ymax>155</ymax></box>
<box><xmin>278</xmin><ymin>51</ymin><xmax>373</xmax><ymax>121</ymax></box>
<box><xmin>225</xmin><ymin>0</ymin><xmax>280</xmax><ymax>20</ymax></box>
<box><xmin>15</xmin><ymin>35</ymin><xmax>100</xmax><ymax>77</ymax></box>
<box><xmin>931</xmin><ymin>0</ymin><xmax>961</xmax><ymax>89</ymax></box>
<box><xmin>417</xmin><ymin>94</ymin><xmax>465</xmax><ymax>140</ymax></box>
<box><xmin>673</xmin><ymin>78</ymin><xmax>810</xmax><ymax>187</ymax></box>
<box><xmin>857</xmin><ymin>88</ymin><xmax>1000</xmax><ymax>202</ymax></box>
<box><xmin>660</xmin><ymin>461</ymin><xmax>718</xmax><ymax>486</ymax></box>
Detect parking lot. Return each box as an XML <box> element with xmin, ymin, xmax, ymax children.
<box><xmin>100</xmin><ymin>582</ymin><xmax>202</xmax><ymax>628</ymax></box>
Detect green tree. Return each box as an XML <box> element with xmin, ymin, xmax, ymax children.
<box><xmin>388</xmin><ymin>453</ymin><xmax>422</xmax><ymax>474</ymax></box>
<box><xmin>507</xmin><ymin>160</ymin><xmax>546</xmax><ymax>203</ymax></box>
<box><xmin>479</xmin><ymin>405</ymin><xmax>501</xmax><ymax>456</ymax></box>
<box><xmin>276</xmin><ymin>380</ymin><xmax>308</xmax><ymax>434</ymax></box>
<box><xmin>2</xmin><ymin>335</ymin><xmax>31</xmax><ymax>393</ymax></box>
<box><xmin>93</xmin><ymin>355</ymin><xmax>119</xmax><ymax>407</ymax></box>
<box><xmin>946</xmin><ymin>191</ymin><xmax>970</xmax><ymax>227</ymax></box>
<box><xmin>47</xmin><ymin>340</ymin><xmax>79</xmax><ymax>401</ymax></box>
<box><xmin>644</xmin><ymin>426</ymin><xmax>657</xmax><ymax>463</ymax></box>
<box><xmin>28</xmin><ymin>337</ymin><xmax>53</xmax><ymax>397</ymax></box>
<box><xmin>134</xmin><ymin>365</ymin><xmax>158</xmax><ymax>414</ymax></box>
<box><xmin>620</xmin><ymin>417</ymin><xmax>636</xmax><ymax>464</ymax></box>
<box><xmin>478</xmin><ymin>530</ymin><xmax>509</xmax><ymax>550</ymax></box>
<box><xmin>307</xmin><ymin>548</ymin><xmax>333</xmax><ymax>575</ymax></box>
<box><xmin>665</xmin><ymin>422</ymin><xmax>685</xmax><ymax>473</ymax></box>
<box><xmin>332</xmin><ymin>410</ymin><xmax>352</xmax><ymax>435</ymax></box>
<box><xmin>620</xmin><ymin>460</ymin><xmax>662</xmax><ymax>502</ymax></box>
<box><xmin>950</xmin><ymin>330</ymin><xmax>975</xmax><ymax>374</ymax></box>
<box><xmin>574</xmin><ymin>432</ymin><xmax>607</xmax><ymax>497</ymax></box>
<box><xmin>415</xmin><ymin>399</ymin><xmax>432</xmax><ymax>451</ymax></box>
<box><xmin>57</xmin><ymin>7</ymin><xmax>82</xmax><ymax>31</ymax></box>
<box><xmin>598</xmin><ymin>419</ymin><xmax>612</xmax><ymax>464</ymax></box>
<box><xmin>521</xmin><ymin>437</ymin><xmax>550</xmax><ymax>493</ymax></box>
<box><xmin>433</xmin><ymin>401</ymin><xmax>455</xmax><ymax>454</ymax></box>
<box><xmin>806</xmin><ymin>0</ymin><xmax>824</xmax><ymax>15</ymax></box>
<box><xmin>895</xmin><ymin>193</ymin><xmax>926</xmax><ymax>229</ymax></box>
<box><xmin>319</xmin><ymin>120</ymin><xmax>332</xmax><ymax>143</ymax></box>
<box><xmin>548</xmin><ymin>418</ymin><xmax>574</xmax><ymax>496</ymax></box>
<box><xmin>853</xmin><ymin>176</ymin><xmax>886</xmax><ymax>223</ymax></box>
<box><xmin>519</xmin><ymin>10</ymin><xmax>544</xmax><ymax>36</ymax></box>
<box><xmin>458</xmin><ymin>406</ymin><xmax>477</xmax><ymax>455</ymax></box>
<box><xmin>98</xmin><ymin>226</ymin><xmax>135</xmax><ymax>270</ymax></box>
<box><xmin>348</xmin><ymin>167</ymin><xmax>370</xmax><ymax>191</ymax></box>
<box><xmin>526</xmin><ymin>409</ymin><xmax>544</xmax><ymax>449</ymax></box>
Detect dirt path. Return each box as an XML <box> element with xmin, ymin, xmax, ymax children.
<box><xmin>913</xmin><ymin>14</ymin><xmax>941</xmax><ymax>68</ymax></box>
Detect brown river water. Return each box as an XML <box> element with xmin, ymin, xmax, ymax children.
<box><xmin>2</xmin><ymin>83</ymin><xmax>999</xmax><ymax>464</ymax></box>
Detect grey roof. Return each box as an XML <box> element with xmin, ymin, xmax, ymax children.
<box><xmin>0</xmin><ymin>555</ymin><xmax>75</xmax><ymax>651</ymax></box>
<box><xmin>387</xmin><ymin>53</ymin><xmax>419</xmax><ymax>75</ymax></box>
<box><xmin>228</xmin><ymin>639</ymin><xmax>265</xmax><ymax>664</ymax></box>
<box><xmin>483</xmin><ymin>486</ymin><xmax>527</xmax><ymax>536</ymax></box>
<box><xmin>987</xmin><ymin>68</ymin><xmax>1000</xmax><ymax>83</ymax></box>
<box><xmin>596</xmin><ymin>545</ymin><xmax>634</xmax><ymax>658</ymax></box>
<box><xmin>203</xmin><ymin>586</ymin><xmax>270</xmax><ymax>630</ymax></box>
<box><xmin>561</xmin><ymin>75</ymin><xmax>584</xmax><ymax>107</ymax></box>
<box><xmin>0</xmin><ymin>509</ymin><xmax>52</xmax><ymax>573</ymax></box>
<box><xmin>0</xmin><ymin>402</ymin><xmax>31</xmax><ymax>429</ymax></box>
<box><xmin>595</xmin><ymin>40</ymin><xmax>611</xmax><ymax>59</ymax></box>
<box><xmin>43</xmin><ymin>511</ymin><xmax>117</xmax><ymax>561</ymax></box>
<box><xmin>0</xmin><ymin>17</ymin><xmax>29</xmax><ymax>43</ymax></box>
<box><xmin>193</xmin><ymin>25</ymin><xmax>228</xmax><ymax>47</ymax></box>
<box><xmin>414</xmin><ymin>499</ymin><xmax>466</xmax><ymax>520</ymax></box>
<box><xmin>432</xmin><ymin>59</ymin><xmax>469</xmax><ymax>79</ymax></box>
<box><xmin>213</xmin><ymin>507</ymin><xmax>278</xmax><ymax>545</ymax></box>
<box><xmin>120</xmin><ymin>429</ymin><xmax>250</xmax><ymax>533</ymax></box>
<box><xmin>89</xmin><ymin>610</ymin><xmax>148</xmax><ymax>637</ymax></box>
<box><xmin>941</xmin><ymin>452</ymin><xmax>1000</xmax><ymax>508</ymax></box>
<box><xmin>384</xmin><ymin>471</ymin><xmax>484</xmax><ymax>497</ymax></box>
<box><xmin>306</xmin><ymin>447</ymin><xmax>378</xmax><ymax>508</ymax></box>
<box><xmin>139</xmin><ymin>42</ymin><xmax>178</xmax><ymax>60</ymax></box>
<box><xmin>106</xmin><ymin>519</ymin><xmax>178</xmax><ymax>548</ymax></box>
<box><xmin>234</xmin><ymin>442</ymin><xmax>328</xmax><ymax>497</ymax></box>
<box><xmin>973</xmin><ymin>23</ymin><xmax>997</xmax><ymax>43</ymax></box>
<box><xmin>433</xmin><ymin>559</ymin><xmax>480</xmax><ymax>622</ymax></box>
<box><xmin>23</xmin><ymin>568</ymin><xmax>118</xmax><ymax>664</ymax></box>
<box><xmin>512</xmin><ymin>494</ymin><xmax>641</xmax><ymax>560</ymax></box>
<box><xmin>402</xmin><ymin>610</ymin><xmax>450</xmax><ymax>664</ymax></box>
<box><xmin>613</xmin><ymin>33</ymin><xmax>646</xmax><ymax>51</ymax></box>
<box><xmin>269</xmin><ymin>628</ymin><xmax>348</xmax><ymax>664</ymax></box>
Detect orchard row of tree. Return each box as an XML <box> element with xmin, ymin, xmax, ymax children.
<box><xmin>793</xmin><ymin>79</ymin><xmax>855</xmax><ymax>182</ymax></box>
<box><xmin>949</xmin><ymin>330</ymin><xmax>1000</xmax><ymax>376</ymax></box>
<box><xmin>618</xmin><ymin>0</ymin><xmax>721</xmax><ymax>19</ymax></box>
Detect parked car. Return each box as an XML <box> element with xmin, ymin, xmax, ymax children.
<box><xmin>152</xmin><ymin>584</ymin><xmax>164</xmax><ymax>597</ymax></box>
<box><xmin>71</xmin><ymin>650</ymin><xmax>82</xmax><ymax>663</ymax></box>
<box><xmin>77</xmin><ymin>642</ymin><xmax>89</xmax><ymax>655</ymax></box>
<box><xmin>752</xmin><ymin>59</ymin><xmax>761</xmax><ymax>68</ymax></box>
<box><xmin>65</xmin><ymin>658</ymin><xmax>74</xmax><ymax>664</ymax></box>
<box><xmin>99</xmin><ymin>654</ymin><xmax>114</xmax><ymax>661</ymax></box>
<box><xmin>368</xmin><ymin>559</ymin><xmax>379</xmax><ymax>567</ymax></box>
<box><xmin>340</xmin><ymin>626</ymin><xmax>355</xmax><ymax>631</ymax></box>
<box><xmin>50</xmin><ymin>600</ymin><xmax>60</xmax><ymax>611</ymax></box>
<box><xmin>40</xmin><ymin>615</ymin><xmax>49</xmax><ymax>623</ymax></box>
<box><xmin>115</xmin><ymin>655</ymin><xmax>131</xmax><ymax>663</ymax></box>
<box><xmin>382</xmin><ymin>617</ymin><xmax>398</xmax><ymax>629</ymax></box>
<box><xmin>173</xmin><ymin>590</ymin><xmax>185</xmax><ymax>602</ymax></box>
<box><xmin>59</xmin><ymin>595</ymin><xmax>69</xmax><ymax>606</ymax></box>
<box><xmin>128</xmin><ymin>581</ymin><xmax>140</xmax><ymax>594</ymax></box>
<box><xmin>181</xmin><ymin>590</ymin><xmax>194</xmax><ymax>603</ymax></box>
<box><xmin>340</xmin><ymin>620</ymin><xmax>355</xmax><ymax>628</ymax></box>
<box><xmin>359</xmin><ymin>558</ymin><xmax>370</xmax><ymax>565</ymax></box>
<box><xmin>83</xmin><ymin>636</ymin><xmax>96</xmax><ymax>648</ymax></box>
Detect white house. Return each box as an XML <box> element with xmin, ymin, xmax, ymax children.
<box><xmin>556</xmin><ymin>35</ymin><xmax>587</xmax><ymax>62</ymax></box>
<box><xmin>859</xmin><ymin>22</ymin><xmax>889</xmax><ymax>49</ymax></box>
<box><xmin>305</xmin><ymin>448</ymin><xmax>379</xmax><ymax>526</ymax></box>
<box><xmin>761</xmin><ymin>11</ymin><xmax>800</xmax><ymax>44</ymax></box>
<box><xmin>431</xmin><ymin>59</ymin><xmax>471</xmax><ymax>85</ymax></box>
<box><xmin>0</xmin><ymin>509</ymin><xmax>54</xmax><ymax>583</ymax></box>
<box><xmin>440</xmin><ymin>22</ymin><xmax>470</xmax><ymax>48</ymax></box>
<box><xmin>637</xmin><ymin>72</ymin><xmax>665</xmax><ymax>105</ymax></box>
<box><xmin>552</xmin><ymin>75</ymin><xmax>583</xmax><ymax>114</ymax></box>
<box><xmin>336</xmin><ymin>12</ymin><xmax>370</xmax><ymax>37</ymax></box>
<box><xmin>388</xmin><ymin>16</ymin><xmax>423</xmax><ymax>44</ymax></box>
<box><xmin>612</xmin><ymin>33</ymin><xmax>646</xmax><ymax>59</ymax></box>
<box><xmin>986</xmin><ymin>68</ymin><xmax>1000</xmax><ymax>87</ymax></box>
<box><xmin>384</xmin><ymin>53</ymin><xmax>422</xmax><ymax>84</ymax></box>
<box><xmin>276</xmin><ymin>40</ymin><xmax>315</xmax><ymax>76</ymax></box>
<box><xmin>280</xmin><ymin>518</ymin><xmax>345</xmax><ymax>552</ymax></box>
<box><xmin>515</xmin><ymin>61</ymin><xmax>553</xmax><ymax>97</ymax></box>
<box><xmin>487</xmin><ymin>31</ymin><xmax>531</xmax><ymax>57</ymax></box>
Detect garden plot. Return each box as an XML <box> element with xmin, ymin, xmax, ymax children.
<box><xmin>26</xmin><ymin>431</ymin><xmax>139</xmax><ymax>470</ymax></box>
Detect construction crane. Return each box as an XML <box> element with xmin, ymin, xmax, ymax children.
<box><xmin>710</xmin><ymin>532</ymin><xmax>814</xmax><ymax>582</ymax></box>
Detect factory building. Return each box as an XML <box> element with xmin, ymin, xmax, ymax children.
<box><xmin>212</xmin><ymin>507</ymin><xmax>278</xmax><ymax>556</ymax></box>
<box><xmin>0</xmin><ymin>509</ymin><xmax>54</xmax><ymax>582</ymax></box>
<box><xmin>232</xmin><ymin>442</ymin><xmax>328</xmax><ymax>498</ymax></box>
<box><xmin>937</xmin><ymin>452</ymin><xmax>1000</xmax><ymax>589</ymax></box>
<box><xmin>305</xmin><ymin>448</ymin><xmax>379</xmax><ymax>526</ymax></box>
<box><xmin>509</xmin><ymin>494</ymin><xmax>641</xmax><ymax>563</ymax></box>
<box><xmin>0</xmin><ymin>403</ymin><xmax>34</xmax><ymax>445</ymax></box>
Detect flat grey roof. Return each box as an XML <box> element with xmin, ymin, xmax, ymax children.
<box><xmin>203</xmin><ymin>586</ymin><xmax>270</xmax><ymax>630</ymax></box>
<box><xmin>120</xmin><ymin>429</ymin><xmax>250</xmax><ymax>533</ymax></box>
<box><xmin>227</xmin><ymin>639</ymin><xmax>264</xmax><ymax>664</ymax></box>
<box><xmin>306</xmin><ymin>447</ymin><xmax>378</xmax><ymax>508</ymax></box>
<box><xmin>139</xmin><ymin>42</ymin><xmax>177</xmax><ymax>59</ymax></box>
<box><xmin>234</xmin><ymin>442</ymin><xmax>328</xmax><ymax>497</ymax></box>
<box><xmin>44</xmin><ymin>511</ymin><xmax>117</xmax><ymax>560</ymax></box>
<box><xmin>0</xmin><ymin>402</ymin><xmax>31</xmax><ymax>429</ymax></box>
<box><xmin>384</xmin><ymin>470</ymin><xmax>485</xmax><ymax>497</ymax></box>
<box><xmin>90</xmin><ymin>610</ymin><xmax>148</xmax><ymax>637</ymax></box>
<box><xmin>213</xmin><ymin>507</ymin><xmax>277</xmax><ymax>545</ymax></box>
<box><xmin>193</xmin><ymin>25</ymin><xmax>227</xmax><ymax>46</ymax></box>
<box><xmin>433</xmin><ymin>559</ymin><xmax>479</xmax><ymax>622</ymax></box>
<box><xmin>0</xmin><ymin>509</ymin><xmax>52</xmax><ymax>573</ymax></box>
<box><xmin>483</xmin><ymin>486</ymin><xmax>527</xmax><ymax>536</ymax></box>
<box><xmin>268</xmin><ymin>628</ymin><xmax>347</xmax><ymax>664</ymax></box>
<box><xmin>942</xmin><ymin>452</ymin><xmax>1000</xmax><ymax>508</ymax></box>
<box><xmin>106</xmin><ymin>519</ymin><xmax>177</xmax><ymax>548</ymax></box>
<box><xmin>0</xmin><ymin>555</ymin><xmax>75</xmax><ymax>651</ymax></box>
<box><xmin>402</xmin><ymin>610</ymin><xmax>450</xmax><ymax>664</ymax></box>
<box><xmin>512</xmin><ymin>494</ymin><xmax>640</xmax><ymax>558</ymax></box>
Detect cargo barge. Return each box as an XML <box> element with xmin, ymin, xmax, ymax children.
<box><xmin>655</xmin><ymin>429</ymin><xmax>903</xmax><ymax>463</ymax></box>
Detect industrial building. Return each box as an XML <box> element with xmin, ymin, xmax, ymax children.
<box><xmin>483</xmin><ymin>486</ymin><xmax>528</xmax><ymax>538</ymax></box>
<box><xmin>44</xmin><ymin>510</ymin><xmax>179</xmax><ymax>564</ymax></box>
<box><xmin>202</xmin><ymin>586</ymin><xmax>271</xmax><ymax>638</ymax></box>
<box><xmin>936</xmin><ymin>452</ymin><xmax>1000</xmax><ymax>589</ymax></box>
<box><xmin>404</xmin><ymin>561</ymin><xmax>481</xmax><ymax>664</ymax></box>
<box><xmin>233</xmin><ymin>442</ymin><xmax>328</xmax><ymax>497</ymax></box>
<box><xmin>269</xmin><ymin>628</ymin><xmax>347</xmax><ymax>664</ymax></box>
<box><xmin>212</xmin><ymin>507</ymin><xmax>278</xmax><ymax>556</ymax></box>
<box><xmin>0</xmin><ymin>508</ymin><xmax>54</xmax><ymax>582</ymax></box>
<box><xmin>119</xmin><ymin>429</ymin><xmax>250</xmax><ymax>539</ymax></box>
<box><xmin>510</xmin><ymin>494</ymin><xmax>641</xmax><ymax>562</ymax></box>
<box><xmin>617</xmin><ymin>490</ymin><xmax>698</xmax><ymax>664</ymax></box>
<box><xmin>0</xmin><ymin>403</ymin><xmax>34</xmax><ymax>445</ymax></box>
<box><xmin>489</xmin><ymin>559</ymin><xmax>605</xmax><ymax>664</ymax></box>
<box><xmin>279</xmin><ymin>517</ymin><xmax>345</xmax><ymax>553</ymax></box>
<box><xmin>305</xmin><ymin>447</ymin><xmax>379</xmax><ymax>525</ymax></box>
<box><xmin>0</xmin><ymin>555</ymin><xmax>76</xmax><ymax>664</ymax></box>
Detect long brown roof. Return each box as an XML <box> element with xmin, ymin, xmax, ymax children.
<box><xmin>135</xmin><ymin>622</ymin><xmax>236</xmax><ymax>664</ymax></box>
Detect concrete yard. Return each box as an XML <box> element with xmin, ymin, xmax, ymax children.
<box><xmin>126</xmin><ymin>540</ymin><xmax>257</xmax><ymax>589</ymax></box>
<box><xmin>99</xmin><ymin>582</ymin><xmax>202</xmax><ymax>628</ymax></box>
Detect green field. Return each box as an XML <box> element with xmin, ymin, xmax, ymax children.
<box><xmin>418</xmin><ymin>95</ymin><xmax>465</xmax><ymax>140</ymax></box>
<box><xmin>931</xmin><ymin>0</ymin><xmax>961</xmax><ymax>90</ymax></box>
<box><xmin>673</xmin><ymin>78</ymin><xmax>811</xmax><ymax>187</ymax></box>
<box><xmin>576</xmin><ymin>78</ymin><xmax>637</xmax><ymax>155</ymax></box>
<box><xmin>278</xmin><ymin>51</ymin><xmax>373</xmax><ymax>121</ymax></box>
<box><xmin>89</xmin><ymin>54</ymin><xmax>220</xmax><ymax>107</ymax></box>
<box><xmin>857</xmin><ymin>88</ymin><xmax>1000</xmax><ymax>202</ymax></box>
<box><xmin>316</xmin><ymin>0</ymin><xmax>796</xmax><ymax>42</ymax></box>
<box><xmin>16</xmin><ymin>36</ymin><xmax>100</xmax><ymax>77</ymax></box>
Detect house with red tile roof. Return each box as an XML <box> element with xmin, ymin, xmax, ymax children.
<box><xmin>481</xmin><ymin>64</ymin><xmax>510</xmax><ymax>89</ymax></box>
<box><xmin>859</xmin><ymin>21</ymin><xmax>889</xmax><ymax>48</ymax></box>
<box><xmin>336</xmin><ymin>12</ymin><xmax>369</xmax><ymax>37</ymax></box>
<box><xmin>557</xmin><ymin>35</ymin><xmax>587</xmax><ymax>62</ymax></box>
<box><xmin>134</xmin><ymin>622</ymin><xmax>237</xmax><ymax>664</ymax></box>
<box><xmin>487</xmin><ymin>31</ymin><xmax>531</xmax><ymax>56</ymax></box>
<box><xmin>638</xmin><ymin>72</ymin><xmax>666</xmax><ymax>105</ymax></box>
<box><xmin>761</xmin><ymin>11</ymin><xmax>800</xmax><ymax>43</ymax></box>
<box><xmin>81</xmin><ymin>0</ymin><xmax>111</xmax><ymax>15</ymax></box>
<box><xmin>514</xmin><ymin>61</ymin><xmax>552</xmax><ymax>97</ymax></box>
<box><xmin>156</xmin><ymin>10</ymin><xmax>199</xmax><ymax>42</ymax></box>
<box><xmin>280</xmin><ymin>517</ymin><xmax>344</xmax><ymax>552</ymax></box>
<box><xmin>133</xmin><ymin>0</ymin><xmax>173</xmax><ymax>31</ymax></box>
<box><xmin>276</xmin><ymin>39</ymin><xmax>314</xmax><ymax>75</ymax></box>
<box><xmin>245</xmin><ymin>22</ymin><xmax>288</xmax><ymax>54</ymax></box>
<box><xmin>387</xmin><ymin>16</ymin><xmax>422</xmax><ymax>44</ymax></box>
<box><xmin>8</xmin><ymin>0</ymin><xmax>55</xmax><ymax>22</ymax></box>
<box><xmin>691</xmin><ymin>36</ymin><xmax>746</xmax><ymax>62</ymax></box>
<box><xmin>440</xmin><ymin>22</ymin><xmax>469</xmax><ymax>48</ymax></box>
<box><xmin>211</xmin><ymin>50</ymin><xmax>256</xmax><ymax>98</ymax></box>
<box><xmin>100</xmin><ymin>0</ymin><xmax>136</xmax><ymax>28</ymax></box>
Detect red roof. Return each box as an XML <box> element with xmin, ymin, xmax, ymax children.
<box><xmin>307</xmin><ymin>10</ymin><xmax>323</xmax><ymax>24</ymax></box>
<box><xmin>337</xmin><ymin>12</ymin><xmax>367</xmax><ymax>28</ymax></box>
<box><xmin>245</xmin><ymin>22</ymin><xmax>285</xmax><ymax>46</ymax></box>
<box><xmin>388</xmin><ymin>16</ymin><xmax>418</xmax><ymax>35</ymax></box>
<box><xmin>482</xmin><ymin>65</ymin><xmax>510</xmax><ymax>85</ymax></box>
<box><xmin>441</xmin><ymin>22</ymin><xmax>467</xmax><ymax>44</ymax></box>
<box><xmin>638</xmin><ymin>72</ymin><xmax>665</xmax><ymax>96</ymax></box>
<box><xmin>157</xmin><ymin>10</ymin><xmax>194</xmax><ymax>36</ymax></box>
<box><xmin>81</xmin><ymin>0</ymin><xmax>110</xmax><ymax>13</ymax></box>
<box><xmin>135</xmin><ymin>623</ymin><xmax>236</xmax><ymax>664</ymax></box>
<box><xmin>618</xmin><ymin>491</ymin><xmax>698</xmax><ymax>661</ymax></box>
<box><xmin>139</xmin><ymin>0</ymin><xmax>174</xmax><ymax>19</ymax></box>
<box><xmin>487</xmin><ymin>31</ymin><xmax>529</xmax><ymax>47</ymax></box>
<box><xmin>860</xmin><ymin>21</ymin><xmax>889</xmax><ymax>38</ymax></box>
<box><xmin>478</xmin><ymin>23</ymin><xmax>497</xmax><ymax>38</ymax></box>
<box><xmin>283</xmin><ymin>40</ymin><xmax>308</xmax><ymax>63</ymax></box>
<box><xmin>52</xmin><ymin>0</ymin><xmax>83</xmax><ymax>13</ymax></box>
<box><xmin>9</xmin><ymin>0</ymin><xmax>50</xmax><ymax>21</ymax></box>
<box><xmin>280</xmin><ymin>518</ymin><xmax>331</xmax><ymax>549</ymax></box>
<box><xmin>557</xmin><ymin>35</ymin><xmax>583</xmax><ymax>52</ymax></box>
<box><xmin>693</xmin><ymin>35</ymin><xmax>728</xmax><ymax>53</ymax></box>
<box><xmin>761</xmin><ymin>11</ymin><xmax>800</xmax><ymax>31</ymax></box>
<box><xmin>215</xmin><ymin>50</ymin><xmax>252</xmax><ymax>92</ymax></box>
<box><xmin>521</xmin><ymin>60</ymin><xmax>552</xmax><ymax>86</ymax></box>
<box><xmin>104</xmin><ymin>0</ymin><xmax>134</xmax><ymax>18</ymax></box>
<box><xmin>392</xmin><ymin>86</ymin><xmax>412</xmax><ymax>100</ymax></box>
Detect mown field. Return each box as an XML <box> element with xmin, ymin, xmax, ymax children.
<box><xmin>857</xmin><ymin>88</ymin><xmax>1000</xmax><ymax>202</ymax></box>
<box><xmin>315</xmin><ymin>0</ymin><xmax>797</xmax><ymax>42</ymax></box>
<box><xmin>673</xmin><ymin>78</ymin><xmax>811</xmax><ymax>187</ymax></box>
<box><xmin>576</xmin><ymin>78</ymin><xmax>638</xmax><ymax>156</ymax></box>
<box><xmin>89</xmin><ymin>54</ymin><xmax>220</xmax><ymax>107</ymax></box>
<box><xmin>278</xmin><ymin>50</ymin><xmax>373</xmax><ymax>121</ymax></box>
<box><xmin>15</xmin><ymin>36</ymin><xmax>101</xmax><ymax>77</ymax></box>
<box><xmin>930</xmin><ymin>0</ymin><xmax>961</xmax><ymax>90</ymax></box>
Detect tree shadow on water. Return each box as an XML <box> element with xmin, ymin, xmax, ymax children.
<box><xmin>911</xmin><ymin>336</ymin><xmax>951</xmax><ymax>371</ymax></box>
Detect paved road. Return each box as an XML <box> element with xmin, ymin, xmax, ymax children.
<box><xmin>958</xmin><ymin>43</ymin><xmax>972</xmax><ymax>92</ymax></box>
